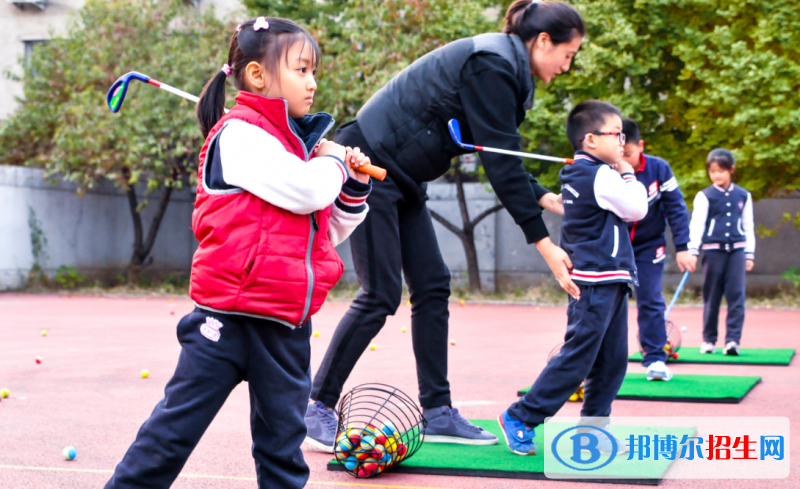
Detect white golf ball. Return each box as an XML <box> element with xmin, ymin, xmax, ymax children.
<box><xmin>62</xmin><ymin>446</ymin><xmax>77</xmax><ymax>460</ymax></box>
<box><xmin>680</xmin><ymin>326</ymin><xmax>687</xmax><ymax>333</ymax></box>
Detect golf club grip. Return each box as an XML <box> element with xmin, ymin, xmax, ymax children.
<box><xmin>356</xmin><ymin>162</ymin><xmax>387</xmax><ymax>181</ymax></box>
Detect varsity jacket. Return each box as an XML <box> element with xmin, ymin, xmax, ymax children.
<box><xmin>626</xmin><ymin>153</ymin><xmax>691</xmax><ymax>262</ymax></box>
<box><xmin>353</xmin><ymin>33</ymin><xmax>552</xmax><ymax>244</ymax></box>
<box><xmin>688</xmin><ymin>183</ymin><xmax>755</xmax><ymax>261</ymax></box>
<box><xmin>190</xmin><ymin>91</ymin><xmax>371</xmax><ymax>328</ymax></box>
<box><xmin>559</xmin><ymin>151</ymin><xmax>648</xmax><ymax>285</ymax></box>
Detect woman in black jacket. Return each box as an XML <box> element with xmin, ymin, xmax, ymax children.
<box><xmin>305</xmin><ymin>0</ymin><xmax>585</xmax><ymax>449</ymax></box>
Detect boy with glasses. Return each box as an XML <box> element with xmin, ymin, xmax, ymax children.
<box><xmin>620</xmin><ymin>118</ymin><xmax>693</xmax><ymax>382</ymax></box>
<box><xmin>498</xmin><ymin>100</ymin><xmax>647</xmax><ymax>456</ymax></box>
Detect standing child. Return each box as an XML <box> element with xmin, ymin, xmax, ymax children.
<box><xmin>687</xmin><ymin>149</ymin><xmax>755</xmax><ymax>356</ymax></box>
<box><xmin>498</xmin><ymin>100</ymin><xmax>647</xmax><ymax>456</ymax></box>
<box><xmin>104</xmin><ymin>17</ymin><xmax>372</xmax><ymax>489</ymax></box>
<box><xmin>620</xmin><ymin>119</ymin><xmax>694</xmax><ymax>382</ymax></box>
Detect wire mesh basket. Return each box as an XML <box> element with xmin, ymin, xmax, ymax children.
<box><xmin>333</xmin><ymin>383</ymin><xmax>426</xmax><ymax>478</ymax></box>
<box><xmin>637</xmin><ymin>320</ymin><xmax>682</xmax><ymax>360</ymax></box>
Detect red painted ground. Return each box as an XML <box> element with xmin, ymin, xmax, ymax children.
<box><xmin>0</xmin><ymin>294</ymin><xmax>797</xmax><ymax>488</ymax></box>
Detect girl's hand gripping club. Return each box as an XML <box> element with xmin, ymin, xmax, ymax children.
<box><xmin>106</xmin><ymin>71</ymin><xmax>387</xmax><ymax>180</ymax></box>
<box><xmin>447</xmin><ymin>119</ymin><xmax>574</xmax><ymax>164</ymax></box>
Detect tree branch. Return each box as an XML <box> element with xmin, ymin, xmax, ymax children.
<box><xmin>429</xmin><ymin>209</ymin><xmax>464</xmax><ymax>237</ymax></box>
<box><xmin>453</xmin><ymin>165</ymin><xmax>471</xmax><ymax>232</ymax></box>
<box><xmin>470</xmin><ymin>203</ymin><xmax>504</xmax><ymax>228</ymax></box>
<box><xmin>125</xmin><ymin>182</ymin><xmax>143</xmax><ymax>263</ymax></box>
<box><xmin>140</xmin><ymin>179</ymin><xmax>174</xmax><ymax>261</ymax></box>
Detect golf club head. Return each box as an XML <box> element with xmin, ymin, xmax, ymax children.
<box><xmin>447</xmin><ymin>119</ymin><xmax>474</xmax><ymax>150</ymax></box>
<box><xmin>107</xmin><ymin>71</ymin><xmax>151</xmax><ymax>113</ymax></box>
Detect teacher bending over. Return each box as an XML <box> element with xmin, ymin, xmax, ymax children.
<box><xmin>305</xmin><ymin>0</ymin><xmax>585</xmax><ymax>450</ymax></box>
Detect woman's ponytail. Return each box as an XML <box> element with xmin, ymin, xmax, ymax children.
<box><xmin>502</xmin><ymin>0</ymin><xmax>584</xmax><ymax>46</ymax></box>
<box><xmin>196</xmin><ymin>70</ymin><xmax>228</xmax><ymax>139</ymax></box>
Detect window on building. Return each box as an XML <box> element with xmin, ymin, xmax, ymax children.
<box><xmin>23</xmin><ymin>40</ymin><xmax>49</xmax><ymax>65</ymax></box>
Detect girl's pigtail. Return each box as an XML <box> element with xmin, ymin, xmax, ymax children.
<box><xmin>196</xmin><ymin>70</ymin><xmax>228</xmax><ymax>139</ymax></box>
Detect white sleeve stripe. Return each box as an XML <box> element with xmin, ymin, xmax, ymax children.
<box><xmin>661</xmin><ymin>177</ymin><xmax>679</xmax><ymax>192</ymax></box>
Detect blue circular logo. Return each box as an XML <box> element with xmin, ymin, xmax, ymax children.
<box><xmin>550</xmin><ymin>425</ymin><xmax>618</xmax><ymax>471</ymax></box>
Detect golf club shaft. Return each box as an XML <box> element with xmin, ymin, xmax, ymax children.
<box><xmin>472</xmin><ymin>145</ymin><xmax>574</xmax><ymax>164</ymax></box>
<box><xmin>665</xmin><ymin>270</ymin><xmax>690</xmax><ymax>320</ymax></box>
<box><xmin>148</xmin><ymin>79</ymin><xmax>201</xmax><ymax>105</ymax></box>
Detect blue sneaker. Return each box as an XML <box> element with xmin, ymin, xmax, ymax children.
<box><xmin>577</xmin><ymin>427</ymin><xmax>629</xmax><ymax>455</ymax></box>
<box><xmin>304</xmin><ymin>400</ymin><xmax>338</xmax><ymax>453</ymax></box>
<box><xmin>498</xmin><ymin>410</ymin><xmax>537</xmax><ymax>455</ymax></box>
<box><xmin>422</xmin><ymin>406</ymin><xmax>498</xmax><ymax>445</ymax></box>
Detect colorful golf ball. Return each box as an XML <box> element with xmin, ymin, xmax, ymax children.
<box><xmin>62</xmin><ymin>446</ymin><xmax>77</xmax><ymax>460</ymax></box>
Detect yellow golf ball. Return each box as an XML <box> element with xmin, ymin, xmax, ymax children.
<box><xmin>0</xmin><ymin>388</ymin><xmax>9</xmax><ymax>398</ymax></box>
<box><xmin>458</xmin><ymin>299</ymin><xmax>465</xmax><ymax>306</ymax></box>
<box><xmin>140</xmin><ymin>369</ymin><xmax>149</xmax><ymax>379</ymax></box>
<box><xmin>401</xmin><ymin>327</ymin><xmax>407</xmax><ymax>333</ymax></box>
<box><xmin>313</xmin><ymin>332</ymin><xmax>320</xmax><ymax>337</ymax></box>
<box><xmin>370</xmin><ymin>344</ymin><xmax>377</xmax><ymax>350</ymax></box>
<box><xmin>41</xmin><ymin>330</ymin><xmax>48</xmax><ymax>337</ymax></box>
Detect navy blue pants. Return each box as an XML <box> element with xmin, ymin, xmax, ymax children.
<box><xmin>702</xmin><ymin>250</ymin><xmax>746</xmax><ymax>344</ymax></box>
<box><xmin>105</xmin><ymin>308</ymin><xmax>312</xmax><ymax>489</ymax></box>
<box><xmin>508</xmin><ymin>283</ymin><xmax>629</xmax><ymax>428</ymax></box>
<box><xmin>633</xmin><ymin>258</ymin><xmax>667</xmax><ymax>366</ymax></box>
<box><xmin>312</xmin><ymin>121</ymin><xmax>452</xmax><ymax>410</ymax></box>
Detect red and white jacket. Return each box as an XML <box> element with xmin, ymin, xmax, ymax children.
<box><xmin>190</xmin><ymin>91</ymin><xmax>370</xmax><ymax>328</ymax></box>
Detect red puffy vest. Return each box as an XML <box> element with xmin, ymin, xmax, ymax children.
<box><xmin>189</xmin><ymin>91</ymin><xmax>344</xmax><ymax>328</ymax></box>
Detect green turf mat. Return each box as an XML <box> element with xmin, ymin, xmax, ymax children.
<box><xmin>328</xmin><ymin>420</ymin><xmax>693</xmax><ymax>484</ymax></box>
<box><xmin>518</xmin><ymin>373</ymin><xmax>761</xmax><ymax>403</ymax></box>
<box><xmin>628</xmin><ymin>348</ymin><xmax>794</xmax><ymax>365</ymax></box>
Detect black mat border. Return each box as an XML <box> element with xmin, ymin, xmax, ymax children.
<box><xmin>627</xmin><ymin>350</ymin><xmax>794</xmax><ymax>366</ymax></box>
<box><xmin>517</xmin><ymin>378</ymin><xmax>761</xmax><ymax>403</ymax></box>
<box><xmin>327</xmin><ymin>462</ymin><xmax>661</xmax><ymax>485</ymax></box>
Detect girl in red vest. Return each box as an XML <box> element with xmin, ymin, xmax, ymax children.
<box><xmin>105</xmin><ymin>17</ymin><xmax>371</xmax><ymax>489</ymax></box>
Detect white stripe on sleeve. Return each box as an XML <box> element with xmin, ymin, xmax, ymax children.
<box><xmin>593</xmin><ymin>165</ymin><xmax>648</xmax><ymax>222</ymax></box>
<box><xmin>661</xmin><ymin>176</ymin><xmax>679</xmax><ymax>192</ymax></box>
<box><xmin>687</xmin><ymin>191</ymin><xmax>709</xmax><ymax>254</ymax></box>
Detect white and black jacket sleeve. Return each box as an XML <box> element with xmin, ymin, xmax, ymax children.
<box><xmin>594</xmin><ymin>165</ymin><xmax>648</xmax><ymax>222</ymax></box>
<box><xmin>687</xmin><ymin>192</ymin><xmax>709</xmax><ymax>256</ymax></box>
<box><xmin>217</xmin><ymin>119</ymin><xmax>370</xmax><ymax>243</ymax></box>
<box><xmin>743</xmin><ymin>191</ymin><xmax>755</xmax><ymax>261</ymax></box>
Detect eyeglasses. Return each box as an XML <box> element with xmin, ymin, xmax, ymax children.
<box><xmin>582</xmin><ymin>132</ymin><xmax>626</xmax><ymax>145</ymax></box>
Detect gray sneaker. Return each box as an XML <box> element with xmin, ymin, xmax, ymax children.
<box><xmin>304</xmin><ymin>400</ymin><xmax>338</xmax><ymax>453</ymax></box>
<box><xmin>422</xmin><ymin>406</ymin><xmax>498</xmax><ymax>445</ymax></box>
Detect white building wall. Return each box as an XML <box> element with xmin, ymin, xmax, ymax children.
<box><xmin>0</xmin><ymin>0</ymin><xmax>244</xmax><ymax>121</ymax></box>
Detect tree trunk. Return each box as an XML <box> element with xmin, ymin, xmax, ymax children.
<box><xmin>124</xmin><ymin>173</ymin><xmax>175</xmax><ymax>284</ymax></box>
<box><xmin>428</xmin><ymin>161</ymin><xmax>504</xmax><ymax>293</ymax></box>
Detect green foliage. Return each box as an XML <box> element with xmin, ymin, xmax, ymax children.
<box><xmin>54</xmin><ymin>265</ymin><xmax>86</xmax><ymax>289</ymax></box>
<box><xmin>0</xmin><ymin>0</ymin><xmax>231</xmax><ymax>194</ymax></box>
<box><xmin>780</xmin><ymin>268</ymin><xmax>800</xmax><ymax>290</ymax></box>
<box><xmin>243</xmin><ymin>0</ymin><xmax>496</xmax><ymax>124</ymax></box>
<box><xmin>516</xmin><ymin>0</ymin><xmax>800</xmax><ymax>197</ymax></box>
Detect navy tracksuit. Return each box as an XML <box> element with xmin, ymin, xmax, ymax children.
<box><xmin>105</xmin><ymin>309</ymin><xmax>313</xmax><ymax>489</ymax></box>
<box><xmin>689</xmin><ymin>184</ymin><xmax>755</xmax><ymax>345</ymax></box>
<box><xmin>509</xmin><ymin>152</ymin><xmax>647</xmax><ymax>427</ymax></box>
<box><xmin>626</xmin><ymin>154</ymin><xmax>690</xmax><ymax>366</ymax></box>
